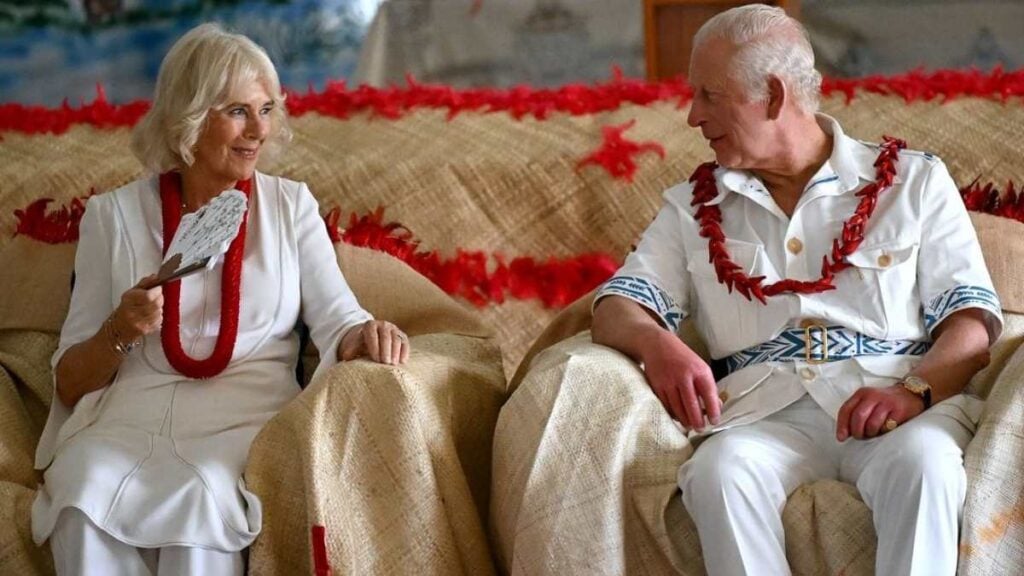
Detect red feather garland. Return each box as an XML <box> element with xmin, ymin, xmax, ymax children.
<box><xmin>577</xmin><ymin>119</ymin><xmax>666</xmax><ymax>182</ymax></box>
<box><xmin>5</xmin><ymin>69</ymin><xmax>1023</xmax><ymax>135</ymax></box>
<box><xmin>11</xmin><ymin>191</ymin><xmax>93</xmax><ymax>243</ymax></box>
<box><xmin>10</xmin><ymin>178</ymin><xmax>1023</xmax><ymax>308</ymax></box>
<box><xmin>324</xmin><ymin>206</ymin><xmax>618</xmax><ymax>307</ymax></box>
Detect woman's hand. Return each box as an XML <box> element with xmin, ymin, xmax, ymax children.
<box><xmin>113</xmin><ymin>275</ymin><xmax>164</xmax><ymax>343</ymax></box>
<box><xmin>339</xmin><ymin>320</ymin><xmax>410</xmax><ymax>365</ymax></box>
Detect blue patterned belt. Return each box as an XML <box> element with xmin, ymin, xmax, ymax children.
<box><xmin>723</xmin><ymin>324</ymin><xmax>932</xmax><ymax>375</ymax></box>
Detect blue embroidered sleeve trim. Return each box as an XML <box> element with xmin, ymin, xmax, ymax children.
<box><xmin>924</xmin><ymin>285</ymin><xmax>1001</xmax><ymax>333</ymax></box>
<box><xmin>595</xmin><ymin>275</ymin><xmax>684</xmax><ymax>332</ymax></box>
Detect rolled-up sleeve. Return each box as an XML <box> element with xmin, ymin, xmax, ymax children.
<box><xmin>915</xmin><ymin>160</ymin><xmax>1003</xmax><ymax>343</ymax></box>
<box><xmin>594</xmin><ymin>194</ymin><xmax>691</xmax><ymax>332</ymax></box>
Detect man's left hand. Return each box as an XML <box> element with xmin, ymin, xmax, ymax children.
<box><xmin>836</xmin><ymin>384</ymin><xmax>925</xmax><ymax>441</ymax></box>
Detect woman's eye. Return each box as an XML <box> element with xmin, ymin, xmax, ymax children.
<box><xmin>229</xmin><ymin>108</ymin><xmax>246</xmax><ymax>117</ymax></box>
<box><xmin>260</xmin><ymin>107</ymin><xmax>273</xmax><ymax>116</ymax></box>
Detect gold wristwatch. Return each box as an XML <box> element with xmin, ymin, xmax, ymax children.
<box><xmin>899</xmin><ymin>375</ymin><xmax>932</xmax><ymax>409</ymax></box>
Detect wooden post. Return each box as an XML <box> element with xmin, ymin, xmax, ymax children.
<box><xmin>643</xmin><ymin>0</ymin><xmax>801</xmax><ymax>81</ymax></box>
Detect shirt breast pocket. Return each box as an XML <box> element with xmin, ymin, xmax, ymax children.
<box><xmin>844</xmin><ymin>240</ymin><xmax>919</xmax><ymax>338</ymax></box>
<box><xmin>687</xmin><ymin>239</ymin><xmax>767</xmax><ymax>355</ymax></box>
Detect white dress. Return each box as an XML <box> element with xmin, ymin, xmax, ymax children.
<box><xmin>32</xmin><ymin>172</ymin><xmax>372</xmax><ymax>551</ymax></box>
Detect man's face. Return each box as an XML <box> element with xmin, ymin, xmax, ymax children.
<box><xmin>686</xmin><ymin>38</ymin><xmax>773</xmax><ymax>170</ymax></box>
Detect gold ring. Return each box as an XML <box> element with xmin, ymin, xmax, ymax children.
<box><xmin>884</xmin><ymin>418</ymin><xmax>898</xmax><ymax>432</ymax></box>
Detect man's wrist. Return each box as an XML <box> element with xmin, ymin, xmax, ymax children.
<box><xmin>897</xmin><ymin>375</ymin><xmax>932</xmax><ymax>409</ymax></box>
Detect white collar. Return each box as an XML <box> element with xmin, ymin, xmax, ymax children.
<box><xmin>708</xmin><ymin>114</ymin><xmax>880</xmax><ymax>206</ymax></box>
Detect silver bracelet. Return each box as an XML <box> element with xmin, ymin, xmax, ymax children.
<box><xmin>105</xmin><ymin>316</ymin><xmax>138</xmax><ymax>356</ymax></box>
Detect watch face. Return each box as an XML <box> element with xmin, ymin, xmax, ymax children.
<box><xmin>902</xmin><ymin>375</ymin><xmax>930</xmax><ymax>394</ymax></box>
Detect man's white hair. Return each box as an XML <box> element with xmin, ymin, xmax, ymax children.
<box><xmin>131</xmin><ymin>22</ymin><xmax>292</xmax><ymax>173</ymax></box>
<box><xmin>692</xmin><ymin>5</ymin><xmax>821</xmax><ymax>114</ymax></box>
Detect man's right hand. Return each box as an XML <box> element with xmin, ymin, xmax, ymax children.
<box><xmin>592</xmin><ymin>295</ymin><xmax>722</xmax><ymax>431</ymax></box>
<box><xmin>640</xmin><ymin>329</ymin><xmax>721</xmax><ymax>431</ymax></box>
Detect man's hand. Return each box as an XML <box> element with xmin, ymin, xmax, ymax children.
<box><xmin>836</xmin><ymin>384</ymin><xmax>925</xmax><ymax>441</ymax></box>
<box><xmin>641</xmin><ymin>329</ymin><xmax>721</xmax><ymax>431</ymax></box>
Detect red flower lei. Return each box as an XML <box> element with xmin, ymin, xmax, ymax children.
<box><xmin>689</xmin><ymin>136</ymin><xmax>906</xmax><ymax>305</ymax></box>
<box><xmin>159</xmin><ymin>172</ymin><xmax>251</xmax><ymax>378</ymax></box>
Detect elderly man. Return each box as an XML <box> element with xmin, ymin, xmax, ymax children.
<box><xmin>591</xmin><ymin>5</ymin><xmax>1001</xmax><ymax>576</ymax></box>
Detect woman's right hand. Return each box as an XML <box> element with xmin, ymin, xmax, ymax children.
<box><xmin>113</xmin><ymin>275</ymin><xmax>164</xmax><ymax>342</ymax></box>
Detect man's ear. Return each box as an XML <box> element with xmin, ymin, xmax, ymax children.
<box><xmin>766</xmin><ymin>75</ymin><xmax>786</xmax><ymax>120</ymax></box>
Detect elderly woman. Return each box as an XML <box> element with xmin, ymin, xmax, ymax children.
<box><xmin>31</xmin><ymin>23</ymin><xmax>408</xmax><ymax>575</ymax></box>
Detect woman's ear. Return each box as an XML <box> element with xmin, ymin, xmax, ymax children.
<box><xmin>766</xmin><ymin>75</ymin><xmax>786</xmax><ymax>120</ymax></box>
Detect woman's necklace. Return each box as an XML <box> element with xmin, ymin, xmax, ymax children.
<box><xmin>158</xmin><ymin>172</ymin><xmax>251</xmax><ymax>378</ymax></box>
<box><xmin>689</xmin><ymin>136</ymin><xmax>905</xmax><ymax>305</ymax></box>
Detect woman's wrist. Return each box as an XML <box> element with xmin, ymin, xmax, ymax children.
<box><xmin>105</xmin><ymin>312</ymin><xmax>140</xmax><ymax>357</ymax></box>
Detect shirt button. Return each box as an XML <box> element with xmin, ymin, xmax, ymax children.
<box><xmin>800</xmin><ymin>367</ymin><xmax>816</xmax><ymax>381</ymax></box>
<box><xmin>718</xmin><ymin>390</ymin><xmax>730</xmax><ymax>403</ymax></box>
<box><xmin>877</xmin><ymin>253</ymin><xmax>893</xmax><ymax>267</ymax></box>
<box><xmin>787</xmin><ymin>237</ymin><xmax>804</xmax><ymax>255</ymax></box>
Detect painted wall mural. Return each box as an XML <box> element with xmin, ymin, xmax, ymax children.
<box><xmin>0</xmin><ymin>0</ymin><xmax>373</xmax><ymax>106</ymax></box>
<box><xmin>2</xmin><ymin>0</ymin><xmax>1021</xmax><ymax>107</ymax></box>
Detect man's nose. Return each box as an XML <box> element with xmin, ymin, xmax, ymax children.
<box><xmin>686</xmin><ymin>99</ymin><xmax>702</xmax><ymax>128</ymax></box>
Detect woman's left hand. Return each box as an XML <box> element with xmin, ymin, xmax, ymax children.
<box><xmin>339</xmin><ymin>320</ymin><xmax>410</xmax><ymax>365</ymax></box>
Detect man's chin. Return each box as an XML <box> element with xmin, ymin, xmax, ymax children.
<box><xmin>714</xmin><ymin>153</ymin><xmax>740</xmax><ymax>169</ymax></box>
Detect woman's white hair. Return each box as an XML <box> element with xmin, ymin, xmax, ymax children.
<box><xmin>693</xmin><ymin>5</ymin><xmax>821</xmax><ymax>114</ymax></box>
<box><xmin>131</xmin><ymin>22</ymin><xmax>292</xmax><ymax>173</ymax></box>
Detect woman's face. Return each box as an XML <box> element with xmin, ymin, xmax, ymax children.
<box><xmin>191</xmin><ymin>79</ymin><xmax>274</xmax><ymax>184</ymax></box>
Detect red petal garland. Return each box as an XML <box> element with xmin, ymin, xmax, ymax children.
<box><xmin>690</xmin><ymin>137</ymin><xmax>907</xmax><ymax>304</ymax></box>
<box><xmin>577</xmin><ymin>119</ymin><xmax>666</xmax><ymax>182</ymax></box>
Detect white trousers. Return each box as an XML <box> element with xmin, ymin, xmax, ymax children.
<box><xmin>49</xmin><ymin>508</ymin><xmax>244</xmax><ymax>576</ymax></box>
<box><xmin>678</xmin><ymin>395</ymin><xmax>971</xmax><ymax>576</ymax></box>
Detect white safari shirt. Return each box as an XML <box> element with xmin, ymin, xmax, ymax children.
<box><xmin>596</xmin><ymin>115</ymin><xmax>1003</xmax><ymax>436</ymax></box>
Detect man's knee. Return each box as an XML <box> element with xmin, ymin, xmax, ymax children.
<box><xmin>863</xmin><ymin>424</ymin><xmax>967</xmax><ymax>495</ymax></box>
<box><xmin>679</xmin><ymin>433</ymin><xmax>782</xmax><ymax>502</ymax></box>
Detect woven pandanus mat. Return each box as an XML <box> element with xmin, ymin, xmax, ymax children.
<box><xmin>3</xmin><ymin>95</ymin><xmax>1022</xmax><ymax>256</ymax></box>
<box><xmin>822</xmin><ymin>94</ymin><xmax>1024</xmax><ymax>186</ymax></box>
<box><xmin>2</xmin><ymin>93</ymin><xmax>1022</xmax><ymax>373</ymax></box>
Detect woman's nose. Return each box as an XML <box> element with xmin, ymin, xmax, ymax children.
<box><xmin>246</xmin><ymin>114</ymin><xmax>269</xmax><ymax>140</ymax></box>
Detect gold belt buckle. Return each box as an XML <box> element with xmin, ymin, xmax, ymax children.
<box><xmin>804</xmin><ymin>324</ymin><xmax>829</xmax><ymax>364</ymax></box>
